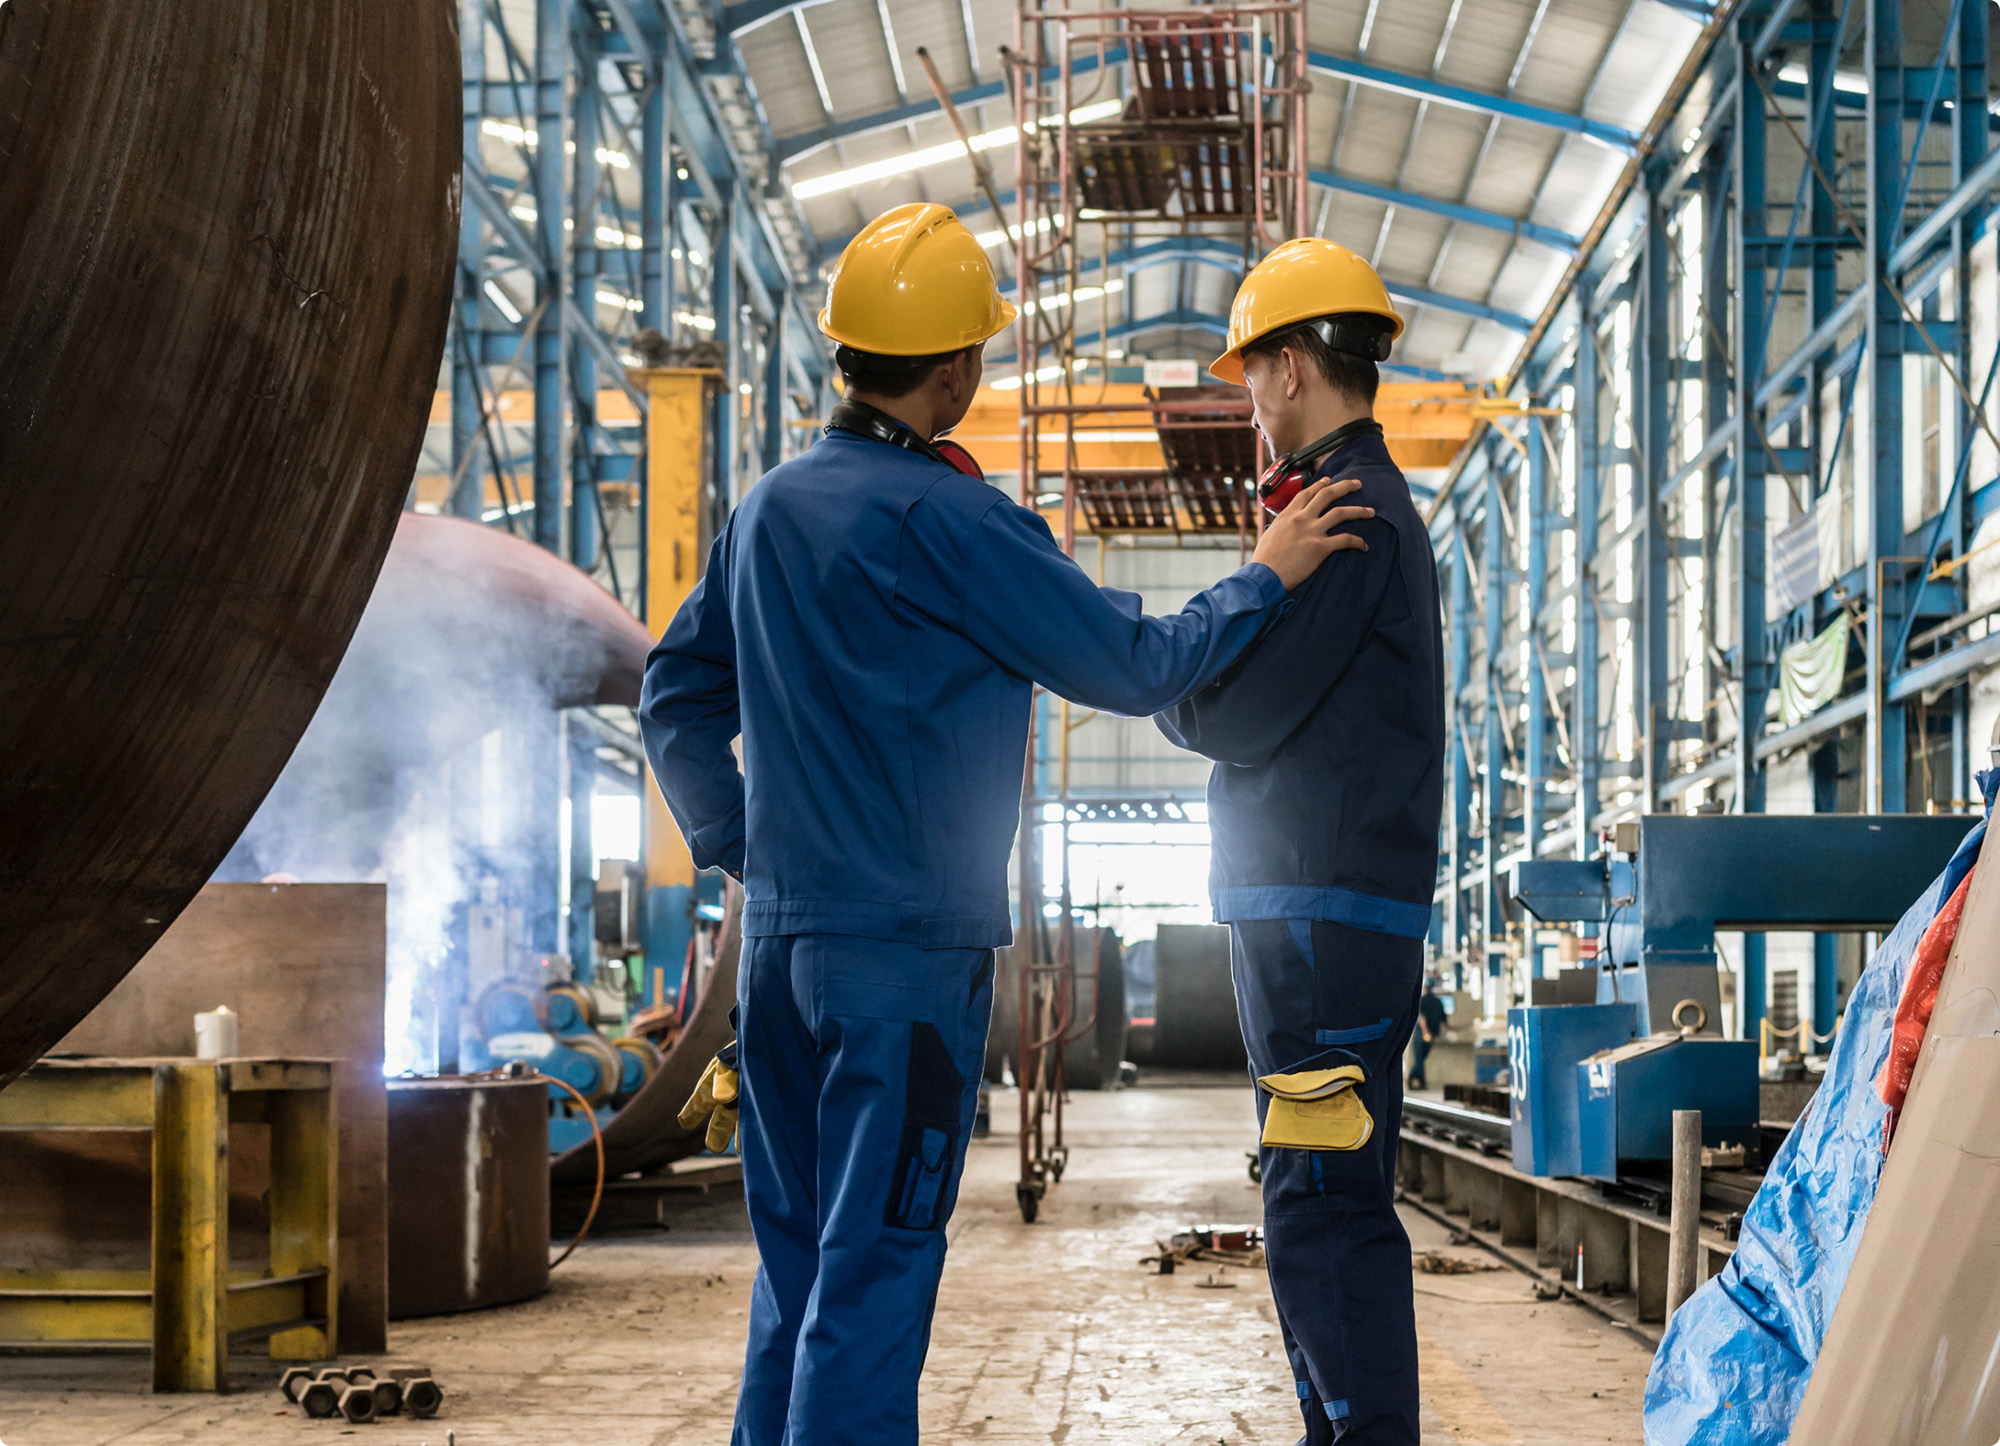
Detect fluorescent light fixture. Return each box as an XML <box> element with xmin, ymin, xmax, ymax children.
<box><xmin>790</xmin><ymin>99</ymin><xmax>1123</xmax><ymax>200</ymax></box>
<box><xmin>688</xmin><ymin>249</ymin><xmax>707</xmax><ymax>267</ymax></box>
<box><xmin>483</xmin><ymin>280</ymin><xmax>524</xmax><ymax>324</ymax></box>
<box><xmin>677</xmin><ymin>310</ymin><xmax>717</xmax><ymax>332</ymax></box>
<box><xmin>1016</xmin><ymin>280</ymin><xmax>1128</xmax><ymax>316</ymax></box>
<box><xmin>973</xmin><ymin>215</ymin><xmax>1055</xmax><ymax>250</ymax></box>
<box><xmin>596</xmin><ymin>225</ymin><xmax>642</xmax><ymax>249</ymax></box>
<box><xmin>482</xmin><ymin>499</ymin><xmax>538</xmax><ymax>522</ymax></box>
<box><xmin>739</xmin><ymin>382</ymin><xmax>753</xmax><ymax>396</ymax></box>
<box><xmin>1776</xmin><ymin>62</ymin><xmax>1869</xmax><ymax>94</ymax></box>
<box><xmin>596</xmin><ymin>289</ymin><xmax>643</xmax><ymax>313</ymax></box>
<box><xmin>989</xmin><ymin>358</ymin><xmax>1092</xmax><ymax>391</ymax></box>
<box><xmin>482</xmin><ymin>118</ymin><xmax>536</xmax><ymax>147</ymax></box>
<box><xmin>596</xmin><ymin>147</ymin><xmax>631</xmax><ymax>170</ymax></box>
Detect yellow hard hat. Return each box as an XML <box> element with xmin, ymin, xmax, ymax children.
<box><xmin>819</xmin><ymin>203</ymin><xmax>1019</xmax><ymax>356</ymax></box>
<box><xmin>1210</xmin><ymin>238</ymin><xmax>1404</xmax><ymax>384</ymax></box>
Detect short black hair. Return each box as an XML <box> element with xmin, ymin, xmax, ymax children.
<box><xmin>1239</xmin><ymin>313</ymin><xmax>1393</xmax><ymax>406</ymax></box>
<box><xmin>835</xmin><ymin>343</ymin><xmax>975</xmax><ymax>399</ymax></box>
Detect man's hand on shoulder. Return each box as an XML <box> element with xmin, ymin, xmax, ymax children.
<box><xmin>1251</xmin><ymin>478</ymin><xmax>1374</xmax><ymax>591</ymax></box>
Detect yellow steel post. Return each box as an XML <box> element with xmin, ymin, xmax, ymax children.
<box><xmin>636</xmin><ymin>367</ymin><xmax>720</xmax><ymax>996</ymax></box>
<box><xmin>151</xmin><ymin>1063</ymin><xmax>228</xmax><ymax>1391</ymax></box>
<box><xmin>265</xmin><ymin>1086</ymin><xmax>338</xmax><ymax>1361</ymax></box>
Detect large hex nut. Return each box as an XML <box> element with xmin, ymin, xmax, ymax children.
<box><xmin>338</xmin><ymin>1384</ymin><xmax>377</xmax><ymax>1424</ymax></box>
<box><xmin>344</xmin><ymin>1365</ymin><xmax>378</xmax><ymax>1385</ymax></box>
<box><xmin>299</xmin><ymin>1380</ymin><xmax>341</xmax><ymax>1419</ymax></box>
<box><xmin>278</xmin><ymin>1366</ymin><xmax>316</xmax><ymax>1402</ymax></box>
<box><xmin>370</xmin><ymin>1378</ymin><xmax>404</xmax><ymax>1415</ymax></box>
<box><xmin>402</xmin><ymin>1375</ymin><xmax>444</xmax><ymax>1419</ymax></box>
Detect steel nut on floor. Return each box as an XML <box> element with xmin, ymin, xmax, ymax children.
<box><xmin>278</xmin><ymin>1366</ymin><xmax>316</xmax><ymax>1402</ymax></box>
<box><xmin>299</xmin><ymin>1380</ymin><xmax>341</xmax><ymax>1419</ymax></box>
<box><xmin>314</xmin><ymin>1367</ymin><xmax>353</xmax><ymax>1386</ymax></box>
<box><xmin>338</xmin><ymin>1384</ymin><xmax>377</xmax><ymax>1424</ymax></box>
<box><xmin>401</xmin><ymin>1375</ymin><xmax>444</xmax><ymax>1418</ymax></box>
<box><xmin>344</xmin><ymin>1366</ymin><xmax>378</xmax><ymax>1385</ymax></box>
<box><xmin>370</xmin><ymin>1378</ymin><xmax>404</xmax><ymax>1416</ymax></box>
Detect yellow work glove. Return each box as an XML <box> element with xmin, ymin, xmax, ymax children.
<box><xmin>679</xmin><ymin>1054</ymin><xmax>739</xmax><ymax>1153</ymax></box>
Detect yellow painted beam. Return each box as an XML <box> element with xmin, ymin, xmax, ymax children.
<box><xmin>0</xmin><ymin>1067</ymin><xmax>154</xmax><ymax>1129</ymax></box>
<box><xmin>636</xmin><ymin>369</ymin><xmax>720</xmax><ymax>899</ymax></box>
<box><xmin>151</xmin><ymin>1063</ymin><xmax>227</xmax><ymax>1392</ymax></box>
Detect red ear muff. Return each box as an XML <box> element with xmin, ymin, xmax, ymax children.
<box><xmin>1258</xmin><ymin>456</ymin><xmax>1309</xmax><ymax>515</ymax></box>
<box><xmin>931</xmin><ymin>439</ymin><xmax>985</xmax><ymax>481</ymax></box>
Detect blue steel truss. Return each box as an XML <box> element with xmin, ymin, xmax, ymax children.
<box><xmin>1429</xmin><ymin>0</ymin><xmax>1999</xmax><ymax>1045</ymax></box>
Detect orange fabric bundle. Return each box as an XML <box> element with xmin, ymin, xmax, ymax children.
<box><xmin>1876</xmin><ymin>870</ymin><xmax>1976</xmax><ymax>1143</ymax></box>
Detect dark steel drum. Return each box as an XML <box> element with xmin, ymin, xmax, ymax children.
<box><xmin>387</xmin><ymin>1075</ymin><xmax>551</xmax><ymax>1318</ymax></box>
<box><xmin>0</xmin><ymin>0</ymin><xmax>459</xmax><ymax>1081</ymax></box>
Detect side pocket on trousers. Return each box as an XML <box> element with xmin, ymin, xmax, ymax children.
<box><xmin>884</xmin><ymin>1022</ymin><xmax>964</xmax><ymax>1231</ymax></box>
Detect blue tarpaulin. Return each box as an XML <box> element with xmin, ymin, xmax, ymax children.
<box><xmin>1643</xmin><ymin>797</ymin><xmax>1990</xmax><ymax>1445</ymax></box>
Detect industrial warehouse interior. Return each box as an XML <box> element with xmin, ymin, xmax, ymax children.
<box><xmin>8</xmin><ymin>0</ymin><xmax>2000</xmax><ymax>1441</ymax></box>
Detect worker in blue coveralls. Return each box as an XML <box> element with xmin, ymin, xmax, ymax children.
<box><xmin>640</xmin><ymin>202</ymin><xmax>1380</xmax><ymax>1446</ymax></box>
<box><xmin>1157</xmin><ymin>237</ymin><xmax>1446</xmax><ymax>1445</ymax></box>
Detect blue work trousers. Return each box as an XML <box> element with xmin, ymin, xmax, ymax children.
<box><xmin>1230</xmin><ymin>918</ymin><xmax>1423</xmax><ymax>1445</ymax></box>
<box><xmin>733</xmin><ymin>933</ymin><xmax>993</xmax><ymax>1446</ymax></box>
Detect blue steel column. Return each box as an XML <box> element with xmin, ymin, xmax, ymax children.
<box><xmin>1574</xmin><ymin>312</ymin><xmax>1602</xmax><ymax>855</ymax></box>
<box><xmin>1865</xmin><ymin>0</ymin><xmax>1906</xmax><ymax>813</ymax></box>
<box><xmin>1525</xmin><ymin>409</ymin><xmax>1549</xmax><ymax>859</ymax></box>
<box><xmin>1734</xmin><ymin>29</ymin><xmax>1770</xmax><ymax>818</ymax></box>
<box><xmin>533</xmin><ymin>0</ymin><xmax>568</xmax><ymax>557</ymax></box>
<box><xmin>711</xmin><ymin>201</ymin><xmax>739</xmax><ymax>517</ymax></box>
<box><xmin>564</xmin><ymin>55</ymin><xmax>601</xmax><ymax>980</ymax></box>
<box><xmin>642</xmin><ymin>78</ymin><xmax>668</xmax><ymax>331</ymax></box>
<box><xmin>1639</xmin><ymin>175</ymin><xmax>1673</xmax><ymax>811</ymax></box>
<box><xmin>1808</xmin><ymin>0</ymin><xmax>1841</xmax><ymax>1037</ymax></box>
<box><xmin>527</xmin><ymin>0</ymin><xmax>568</xmax><ymax>957</ymax></box>
<box><xmin>1481</xmin><ymin>441</ymin><xmax>1507</xmax><ymax>988</ymax></box>
<box><xmin>571</xmin><ymin>57</ymin><xmax>603</xmax><ymax>577</ymax></box>
<box><xmin>1727</xmin><ymin>44</ymin><xmax>1770</xmax><ymax>1039</ymax></box>
<box><xmin>452</xmin><ymin>0</ymin><xmax>486</xmax><ymax>520</ymax></box>
<box><xmin>1449</xmin><ymin>530</ymin><xmax>1473</xmax><ymax>981</ymax></box>
<box><xmin>1732</xmin><ymin>32</ymin><xmax>1771</xmax><ymax>813</ymax></box>
<box><xmin>1951</xmin><ymin>0</ymin><xmax>1986</xmax><ymax>815</ymax></box>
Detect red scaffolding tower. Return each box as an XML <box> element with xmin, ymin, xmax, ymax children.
<box><xmin>1004</xmin><ymin>0</ymin><xmax>1308</xmax><ymax>1224</ymax></box>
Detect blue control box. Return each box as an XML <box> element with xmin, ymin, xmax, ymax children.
<box><xmin>1507</xmin><ymin>1003</ymin><xmax>1636</xmax><ymax>1177</ymax></box>
<box><xmin>1576</xmin><ymin>1034</ymin><xmax>1759</xmax><ymax>1181</ymax></box>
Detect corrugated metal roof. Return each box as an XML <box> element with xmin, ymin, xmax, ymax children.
<box><xmin>738</xmin><ymin>0</ymin><xmax>1712</xmax><ymax>380</ymax></box>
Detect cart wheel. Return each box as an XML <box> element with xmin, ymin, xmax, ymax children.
<box><xmin>1247</xmin><ymin>1152</ymin><xmax>1262</xmax><ymax>1184</ymax></box>
<box><xmin>1016</xmin><ymin>1184</ymin><xmax>1039</xmax><ymax>1223</ymax></box>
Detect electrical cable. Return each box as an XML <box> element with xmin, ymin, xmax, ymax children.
<box><xmin>541</xmin><ymin>1072</ymin><xmax>605</xmax><ymax>1268</ymax></box>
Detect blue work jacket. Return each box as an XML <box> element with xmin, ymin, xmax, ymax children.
<box><xmin>640</xmin><ymin>427</ymin><xmax>1289</xmax><ymax>950</ymax></box>
<box><xmin>1157</xmin><ymin>423</ymin><xmax>1445</xmax><ymax>939</ymax></box>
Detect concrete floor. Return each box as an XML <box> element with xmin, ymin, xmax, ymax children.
<box><xmin>0</xmin><ymin>1076</ymin><xmax>1649</xmax><ymax>1444</ymax></box>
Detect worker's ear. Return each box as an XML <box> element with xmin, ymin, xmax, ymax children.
<box><xmin>1280</xmin><ymin>345</ymin><xmax>1307</xmax><ymax>401</ymax></box>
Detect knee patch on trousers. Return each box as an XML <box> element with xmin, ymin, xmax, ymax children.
<box><xmin>1258</xmin><ymin>1063</ymin><xmax>1372</xmax><ymax>1151</ymax></box>
<box><xmin>884</xmin><ymin>1023</ymin><xmax>963</xmax><ymax>1230</ymax></box>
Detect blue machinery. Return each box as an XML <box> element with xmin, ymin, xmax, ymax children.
<box><xmin>1502</xmin><ymin>812</ymin><xmax>1967</xmax><ymax>1178</ymax></box>
<box><xmin>1431</xmin><ymin>0</ymin><xmax>2000</xmax><ymax>1049</ymax></box>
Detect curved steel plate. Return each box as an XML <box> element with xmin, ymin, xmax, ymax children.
<box><xmin>0</xmin><ymin>0</ymin><xmax>459</xmax><ymax>1080</ymax></box>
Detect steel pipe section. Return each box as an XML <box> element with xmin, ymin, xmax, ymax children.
<box><xmin>0</xmin><ymin>0</ymin><xmax>459</xmax><ymax>1081</ymax></box>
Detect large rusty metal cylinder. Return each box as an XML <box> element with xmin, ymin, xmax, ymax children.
<box><xmin>0</xmin><ymin>0</ymin><xmax>460</xmax><ymax>1082</ymax></box>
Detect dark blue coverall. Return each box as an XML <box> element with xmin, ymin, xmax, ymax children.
<box><xmin>1158</xmin><ymin>420</ymin><xmax>1445</xmax><ymax>1445</ymax></box>
<box><xmin>640</xmin><ymin>423</ymin><xmax>1294</xmax><ymax>1446</ymax></box>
